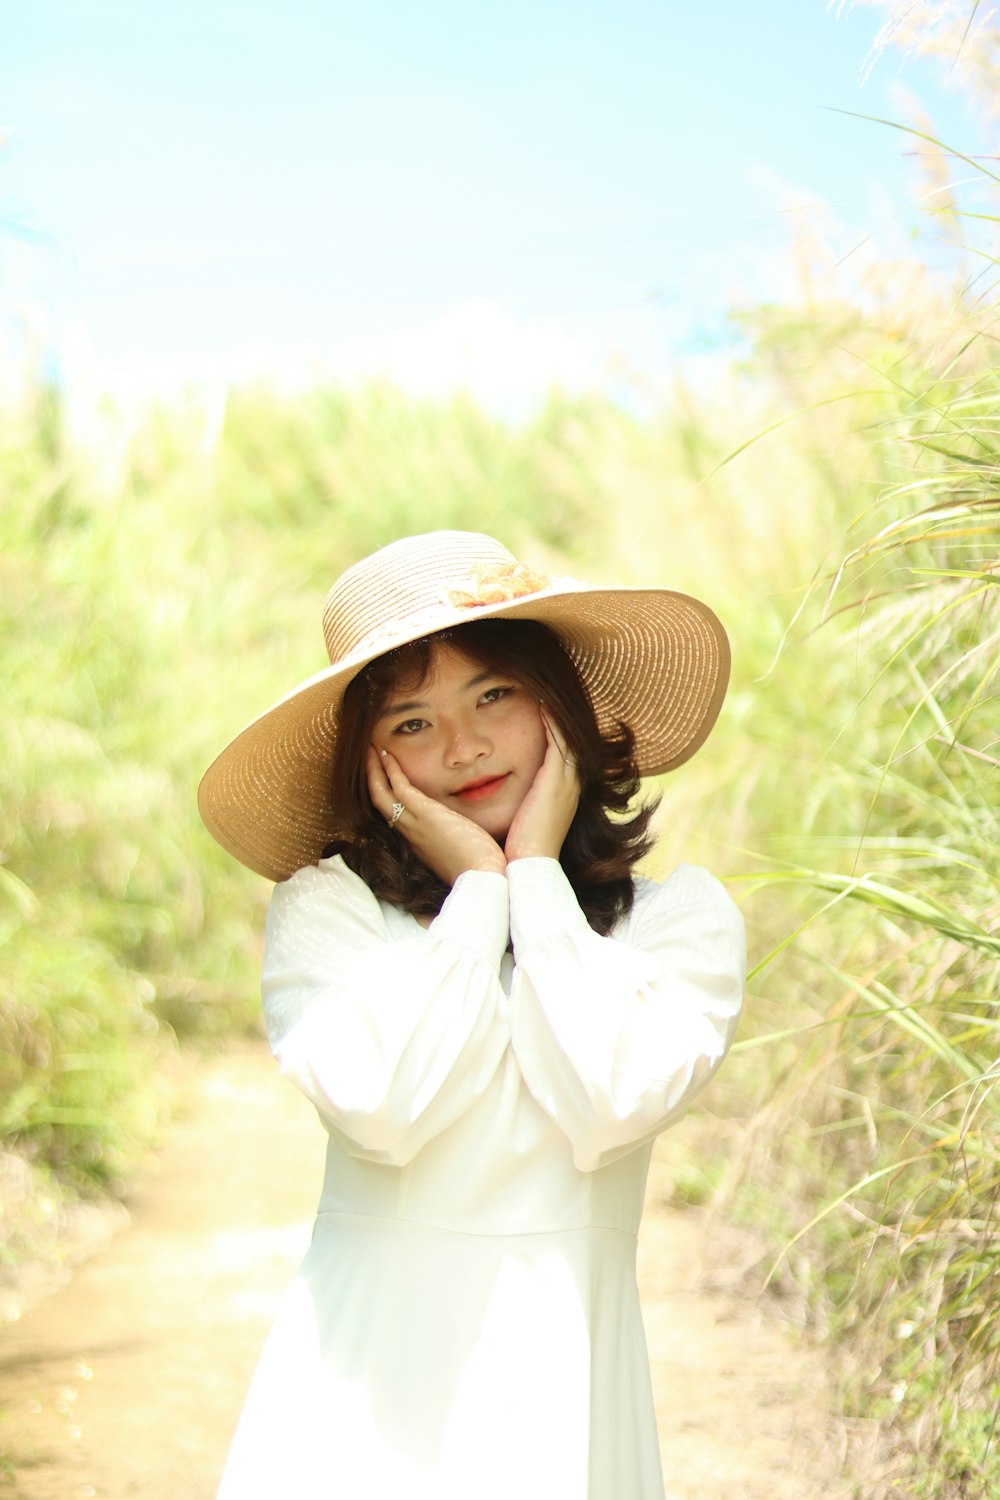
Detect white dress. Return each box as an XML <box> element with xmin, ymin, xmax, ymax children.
<box><xmin>217</xmin><ymin>854</ymin><xmax>746</xmax><ymax>1500</ymax></box>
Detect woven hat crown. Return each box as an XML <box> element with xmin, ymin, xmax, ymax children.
<box><xmin>322</xmin><ymin>532</ymin><xmax>518</xmax><ymax>666</ymax></box>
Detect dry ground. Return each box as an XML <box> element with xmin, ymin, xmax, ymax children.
<box><xmin>0</xmin><ymin>1045</ymin><xmax>855</xmax><ymax>1499</ymax></box>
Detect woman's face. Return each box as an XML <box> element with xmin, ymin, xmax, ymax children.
<box><xmin>370</xmin><ymin>643</ymin><xmax>548</xmax><ymax>841</ymax></box>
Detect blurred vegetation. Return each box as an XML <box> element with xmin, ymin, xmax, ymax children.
<box><xmin>711</xmin><ymin>294</ymin><xmax>1000</xmax><ymax>1496</ymax></box>
<box><xmin>0</xmin><ymin>375</ymin><xmax>715</xmax><ymax>1204</ymax></box>
<box><xmin>3</xmin><ymin>10</ymin><xmax>999</xmax><ymax>1495</ymax></box>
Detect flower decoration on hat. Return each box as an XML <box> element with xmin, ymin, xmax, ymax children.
<box><xmin>445</xmin><ymin>561</ymin><xmax>551</xmax><ymax>609</ymax></box>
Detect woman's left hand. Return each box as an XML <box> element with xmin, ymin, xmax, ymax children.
<box><xmin>504</xmin><ymin>709</ymin><xmax>581</xmax><ymax>862</ymax></box>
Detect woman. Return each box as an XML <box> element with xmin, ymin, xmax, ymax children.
<box><xmin>199</xmin><ymin>529</ymin><xmax>746</xmax><ymax>1499</ymax></box>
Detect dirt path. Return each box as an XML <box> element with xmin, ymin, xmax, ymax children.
<box><xmin>0</xmin><ymin>1045</ymin><xmax>852</xmax><ymax>1499</ymax></box>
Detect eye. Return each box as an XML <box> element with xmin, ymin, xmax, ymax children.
<box><xmin>392</xmin><ymin>717</ymin><xmax>427</xmax><ymax>736</ymax></box>
<box><xmin>479</xmin><ymin>685</ymin><xmax>513</xmax><ymax>706</ymax></box>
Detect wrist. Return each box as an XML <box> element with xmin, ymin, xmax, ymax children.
<box><xmin>504</xmin><ymin>835</ymin><xmax>563</xmax><ymax>862</ymax></box>
<box><xmin>447</xmin><ymin>853</ymin><xmax>508</xmax><ymax>882</ymax></box>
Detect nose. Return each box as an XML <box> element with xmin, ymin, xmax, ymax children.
<box><xmin>443</xmin><ymin>715</ymin><xmax>490</xmax><ymax>768</ymax></box>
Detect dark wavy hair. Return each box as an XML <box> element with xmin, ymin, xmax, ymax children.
<box><xmin>323</xmin><ymin>618</ymin><xmax>657</xmax><ymax>935</ymax></box>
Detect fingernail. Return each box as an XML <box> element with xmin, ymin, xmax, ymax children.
<box><xmin>380</xmin><ymin>748</ymin><xmax>387</xmax><ymax>759</ymax></box>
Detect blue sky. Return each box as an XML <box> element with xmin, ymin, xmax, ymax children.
<box><xmin>0</xmin><ymin>1</ymin><xmax>989</xmax><ymax>406</ymax></box>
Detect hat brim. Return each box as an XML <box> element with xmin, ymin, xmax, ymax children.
<box><xmin>198</xmin><ymin>583</ymin><xmax>730</xmax><ymax>882</ymax></box>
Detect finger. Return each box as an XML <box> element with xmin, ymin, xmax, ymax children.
<box><xmin>366</xmin><ymin>747</ymin><xmax>395</xmax><ymax>817</ymax></box>
<box><xmin>367</xmin><ymin>752</ymin><xmax>414</xmax><ymax>834</ymax></box>
<box><xmin>539</xmin><ymin>706</ymin><xmax>575</xmax><ymax>770</ymax></box>
<box><xmin>369</xmin><ymin>748</ymin><xmax>416</xmax><ymax>819</ymax></box>
<box><xmin>539</xmin><ymin>703</ymin><xmax>565</xmax><ymax>750</ymax></box>
<box><xmin>367</xmin><ymin>744</ymin><xmax>387</xmax><ymax>797</ymax></box>
<box><xmin>378</xmin><ymin>747</ymin><xmax>416</xmax><ymax>797</ymax></box>
<box><xmin>378</xmin><ymin>750</ymin><xmax>440</xmax><ymax>822</ymax></box>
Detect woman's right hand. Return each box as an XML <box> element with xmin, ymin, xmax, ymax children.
<box><xmin>366</xmin><ymin>746</ymin><xmax>508</xmax><ymax>885</ymax></box>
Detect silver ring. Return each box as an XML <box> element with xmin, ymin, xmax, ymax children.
<box><xmin>388</xmin><ymin>801</ymin><xmax>405</xmax><ymax>828</ymax></box>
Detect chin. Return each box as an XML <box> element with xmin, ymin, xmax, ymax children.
<box><xmin>459</xmin><ymin>807</ymin><xmax>512</xmax><ymax>842</ymax></box>
<box><xmin>474</xmin><ymin>816</ymin><xmax>511</xmax><ymax>843</ymax></box>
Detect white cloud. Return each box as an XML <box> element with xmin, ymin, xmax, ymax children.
<box><xmin>323</xmin><ymin>300</ymin><xmax>608</xmax><ymax>414</ymax></box>
<box><xmin>49</xmin><ymin>298</ymin><xmax>662</xmax><ymax>430</ymax></box>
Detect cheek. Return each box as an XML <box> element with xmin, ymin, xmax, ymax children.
<box><xmin>375</xmin><ymin>738</ymin><xmax>442</xmax><ymax>802</ymax></box>
<box><xmin>516</xmin><ymin>711</ymin><xmax>548</xmax><ymax>776</ymax></box>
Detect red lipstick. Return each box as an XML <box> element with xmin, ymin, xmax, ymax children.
<box><xmin>454</xmin><ymin>774</ymin><xmax>509</xmax><ymax>803</ymax></box>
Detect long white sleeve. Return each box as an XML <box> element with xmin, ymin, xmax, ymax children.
<box><xmin>507</xmin><ymin>858</ymin><xmax>746</xmax><ymax>1172</ymax></box>
<box><xmin>262</xmin><ymin>856</ymin><xmax>510</xmax><ymax>1166</ymax></box>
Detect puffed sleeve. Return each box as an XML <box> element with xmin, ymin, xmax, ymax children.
<box><xmin>262</xmin><ymin>855</ymin><xmax>511</xmax><ymax>1166</ymax></box>
<box><xmin>507</xmin><ymin>857</ymin><xmax>745</xmax><ymax>1172</ymax></box>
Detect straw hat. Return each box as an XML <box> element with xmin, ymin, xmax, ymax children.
<box><xmin>198</xmin><ymin>530</ymin><xmax>731</xmax><ymax>881</ymax></box>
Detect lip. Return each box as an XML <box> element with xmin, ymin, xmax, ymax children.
<box><xmin>453</xmin><ymin>773</ymin><xmax>509</xmax><ymax>803</ymax></box>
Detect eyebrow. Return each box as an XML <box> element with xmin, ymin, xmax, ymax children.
<box><xmin>378</xmin><ymin>669</ymin><xmax>496</xmax><ymax>720</ymax></box>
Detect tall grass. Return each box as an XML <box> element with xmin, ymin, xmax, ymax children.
<box><xmin>2</xmin><ymin>174</ymin><xmax>997</xmax><ymax>1493</ymax></box>
<box><xmin>0</xmin><ymin>379</ymin><xmax>731</xmax><ymax>1205</ymax></box>
<box><xmin>2</xmin><ymin>385</ymin><xmax>256</xmax><ymax>1200</ymax></box>
<box><xmin>687</xmin><ymin>208</ymin><xmax>1000</xmax><ymax>1491</ymax></box>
